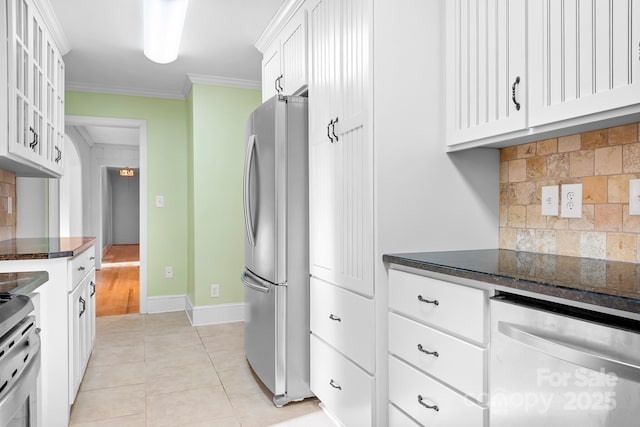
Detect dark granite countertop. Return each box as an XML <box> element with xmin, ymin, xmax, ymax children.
<box><xmin>383</xmin><ymin>249</ymin><xmax>640</xmax><ymax>314</ymax></box>
<box><xmin>0</xmin><ymin>237</ymin><xmax>96</xmax><ymax>261</ymax></box>
<box><xmin>0</xmin><ymin>271</ymin><xmax>49</xmax><ymax>295</ymax></box>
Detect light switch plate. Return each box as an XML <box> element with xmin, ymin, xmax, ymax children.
<box><xmin>630</xmin><ymin>179</ymin><xmax>640</xmax><ymax>215</ymax></box>
<box><xmin>561</xmin><ymin>183</ymin><xmax>582</xmax><ymax>218</ymax></box>
<box><xmin>155</xmin><ymin>195</ymin><xmax>164</xmax><ymax>208</ymax></box>
<box><xmin>541</xmin><ymin>185</ymin><xmax>559</xmax><ymax>216</ymax></box>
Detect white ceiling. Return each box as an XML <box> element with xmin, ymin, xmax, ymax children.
<box><xmin>49</xmin><ymin>0</ymin><xmax>285</xmax><ymax>99</ymax></box>
<box><xmin>52</xmin><ymin>0</ymin><xmax>284</xmax><ymax>146</ymax></box>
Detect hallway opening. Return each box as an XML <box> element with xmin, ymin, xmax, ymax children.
<box><xmin>96</xmin><ymin>244</ymin><xmax>140</xmax><ymax>316</ymax></box>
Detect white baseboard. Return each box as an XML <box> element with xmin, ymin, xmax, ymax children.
<box><xmin>146</xmin><ymin>294</ymin><xmax>186</xmax><ymax>313</ymax></box>
<box><xmin>185</xmin><ymin>296</ymin><xmax>245</xmax><ymax>326</ymax></box>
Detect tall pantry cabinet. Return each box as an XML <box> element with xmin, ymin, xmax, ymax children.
<box><xmin>258</xmin><ymin>0</ymin><xmax>499</xmax><ymax>425</ymax></box>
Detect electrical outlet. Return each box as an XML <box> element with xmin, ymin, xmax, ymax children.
<box><xmin>210</xmin><ymin>284</ymin><xmax>220</xmax><ymax>298</ymax></box>
<box><xmin>541</xmin><ymin>185</ymin><xmax>559</xmax><ymax>216</ymax></box>
<box><xmin>630</xmin><ymin>179</ymin><xmax>640</xmax><ymax>215</ymax></box>
<box><xmin>164</xmin><ymin>266</ymin><xmax>173</xmax><ymax>278</ymax></box>
<box><xmin>560</xmin><ymin>184</ymin><xmax>582</xmax><ymax>218</ymax></box>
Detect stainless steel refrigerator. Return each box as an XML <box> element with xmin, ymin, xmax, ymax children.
<box><xmin>241</xmin><ymin>95</ymin><xmax>312</xmax><ymax>407</ymax></box>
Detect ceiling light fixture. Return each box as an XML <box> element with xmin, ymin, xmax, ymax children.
<box><xmin>143</xmin><ymin>0</ymin><xmax>189</xmax><ymax>64</ymax></box>
<box><xmin>120</xmin><ymin>169</ymin><xmax>135</xmax><ymax>177</ymax></box>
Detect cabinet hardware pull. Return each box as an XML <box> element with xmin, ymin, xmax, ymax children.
<box><xmin>417</xmin><ymin>395</ymin><xmax>439</xmax><ymax>411</ymax></box>
<box><xmin>331</xmin><ymin>117</ymin><xmax>339</xmax><ymax>142</ymax></box>
<box><xmin>329</xmin><ymin>314</ymin><xmax>341</xmax><ymax>322</ymax></box>
<box><xmin>417</xmin><ymin>344</ymin><xmax>439</xmax><ymax>357</ymax></box>
<box><xmin>89</xmin><ymin>256</ymin><xmax>95</xmax><ymax>260</ymax></box>
<box><xmin>327</xmin><ymin>119</ymin><xmax>335</xmax><ymax>143</ymax></box>
<box><xmin>78</xmin><ymin>266</ymin><xmax>86</xmax><ymax>271</ymax></box>
<box><xmin>274</xmin><ymin>77</ymin><xmax>280</xmax><ymax>93</ymax></box>
<box><xmin>90</xmin><ymin>281</ymin><xmax>96</xmax><ymax>297</ymax></box>
<box><xmin>29</xmin><ymin>128</ymin><xmax>37</xmax><ymax>149</ymax></box>
<box><xmin>277</xmin><ymin>74</ymin><xmax>284</xmax><ymax>92</ymax></box>
<box><xmin>79</xmin><ymin>296</ymin><xmax>86</xmax><ymax>317</ymax></box>
<box><xmin>55</xmin><ymin>146</ymin><xmax>62</xmax><ymax>163</ymax></box>
<box><xmin>511</xmin><ymin>76</ymin><xmax>521</xmax><ymax>111</ymax></box>
<box><xmin>329</xmin><ymin>379</ymin><xmax>342</xmax><ymax>390</ymax></box>
<box><xmin>417</xmin><ymin>295</ymin><xmax>439</xmax><ymax>305</ymax></box>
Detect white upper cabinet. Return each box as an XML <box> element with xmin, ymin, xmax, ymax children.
<box><xmin>1</xmin><ymin>0</ymin><xmax>66</xmax><ymax>177</ymax></box>
<box><xmin>260</xmin><ymin>7</ymin><xmax>308</xmax><ymax>102</ymax></box>
<box><xmin>446</xmin><ymin>0</ymin><xmax>640</xmax><ymax>150</ymax></box>
<box><xmin>446</xmin><ymin>0</ymin><xmax>527</xmax><ymax>147</ymax></box>
<box><xmin>308</xmin><ymin>0</ymin><xmax>372</xmax><ymax>297</ymax></box>
<box><xmin>528</xmin><ymin>0</ymin><xmax>640</xmax><ymax>127</ymax></box>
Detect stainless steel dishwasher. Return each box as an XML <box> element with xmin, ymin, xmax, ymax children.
<box><xmin>490</xmin><ymin>293</ymin><xmax>640</xmax><ymax>427</ymax></box>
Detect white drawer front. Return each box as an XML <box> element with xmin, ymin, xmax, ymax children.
<box><xmin>389</xmin><ymin>404</ymin><xmax>420</xmax><ymax>426</ymax></box>
<box><xmin>389</xmin><ymin>356</ymin><xmax>487</xmax><ymax>427</ymax></box>
<box><xmin>388</xmin><ymin>269</ymin><xmax>487</xmax><ymax>344</ymax></box>
<box><xmin>310</xmin><ymin>278</ymin><xmax>374</xmax><ymax>373</ymax></box>
<box><xmin>85</xmin><ymin>245</ymin><xmax>96</xmax><ymax>269</ymax></box>
<box><xmin>69</xmin><ymin>246</ymin><xmax>96</xmax><ymax>291</ymax></box>
<box><xmin>389</xmin><ymin>312</ymin><xmax>486</xmax><ymax>401</ymax></box>
<box><xmin>310</xmin><ymin>335</ymin><xmax>373</xmax><ymax>427</ymax></box>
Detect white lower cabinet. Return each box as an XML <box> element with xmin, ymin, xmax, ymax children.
<box><xmin>389</xmin><ymin>356</ymin><xmax>487</xmax><ymax>427</ymax></box>
<box><xmin>388</xmin><ymin>268</ymin><xmax>490</xmax><ymax>427</ymax></box>
<box><xmin>68</xmin><ymin>245</ymin><xmax>96</xmax><ymax>403</ymax></box>
<box><xmin>310</xmin><ymin>334</ymin><xmax>373</xmax><ymax>427</ymax></box>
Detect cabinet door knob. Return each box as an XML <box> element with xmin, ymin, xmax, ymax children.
<box><xmin>327</xmin><ymin>119</ymin><xmax>335</xmax><ymax>143</ymax></box>
<box><xmin>511</xmin><ymin>76</ymin><xmax>521</xmax><ymax>111</ymax></box>
<box><xmin>329</xmin><ymin>379</ymin><xmax>342</xmax><ymax>390</ymax></box>
<box><xmin>329</xmin><ymin>313</ymin><xmax>341</xmax><ymax>322</ymax></box>
<box><xmin>417</xmin><ymin>395</ymin><xmax>439</xmax><ymax>411</ymax></box>
<box><xmin>331</xmin><ymin>117</ymin><xmax>339</xmax><ymax>142</ymax></box>
<box><xmin>417</xmin><ymin>295</ymin><xmax>439</xmax><ymax>305</ymax></box>
<box><xmin>417</xmin><ymin>344</ymin><xmax>439</xmax><ymax>357</ymax></box>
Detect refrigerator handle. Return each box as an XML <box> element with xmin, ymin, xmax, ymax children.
<box><xmin>243</xmin><ymin>134</ymin><xmax>256</xmax><ymax>247</ymax></box>
<box><xmin>241</xmin><ymin>272</ymin><xmax>271</xmax><ymax>294</ymax></box>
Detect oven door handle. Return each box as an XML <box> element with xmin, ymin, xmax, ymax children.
<box><xmin>498</xmin><ymin>321</ymin><xmax>640</xmax><ymax>383</ymax></box>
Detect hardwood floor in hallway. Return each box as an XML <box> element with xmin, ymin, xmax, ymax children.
<box><xmin>96</xmin><ymin>244</ymin><xmax>140</xmax><ymax>317</ymax></box>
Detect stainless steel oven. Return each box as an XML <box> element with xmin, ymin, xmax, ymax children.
<box><xmin>490</xmin><ymin>293</ymin><xmax>640</xmax><ymax>427</ymax></box>
<box><xmin>0</xmin><ymin>295</ymin><xmax>40</xmax><ymax>427</ymax></box>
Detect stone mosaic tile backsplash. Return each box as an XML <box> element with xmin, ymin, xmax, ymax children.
<box><xmin>499</xmin><ymin>123</ymin><xmax>640</xmax><ymax>262</ymax></box>
<box><xmin>0</xmin><ymin>169</ymin><xmax>16</xmax><ymax>242</ymax></box>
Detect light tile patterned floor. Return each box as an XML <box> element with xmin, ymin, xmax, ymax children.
<box><xmin>69</xmin><ymin>312</ymin><xmax>335</xmax><ymax>427</ymax></box>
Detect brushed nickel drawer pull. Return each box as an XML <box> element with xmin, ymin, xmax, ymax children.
<box><xmin>417</xmin><ymin>344</ymin><xmax>439</xmax><ymax>357</ymax></box>
<box><xmin>418</xmin><ymin>395</ymin><xmax>439</xmax><ymax>411</ymax></box>
<box><xmin>89</xmin><ymin>256</ymin><xmax>95</xmax><ymax>260</ymax></box>
<box><xmin>329</xmin><ymin>314</ymin><xmax>341</xmax><ymax>322</ymax></box>
<box><xmin>77</xmin><ymin>266</ymin><xmax>86</xmax><ymax>271</ymax></box>
<box><xmin>417</xmin><ymin>295</ymin><xmax>439</xmax><ymax>305</ymax></box>
<box><xmin>329</xmin><ymin>379</ymin><xmax>342</xmax><ymax>390</ymax></box>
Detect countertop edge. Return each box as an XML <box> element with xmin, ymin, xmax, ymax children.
<box><xmin>383</xmin><ymin>253</ymin><xmax>640</xmax><ymax>315</ymax></box>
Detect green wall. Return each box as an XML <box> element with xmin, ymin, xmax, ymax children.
<box><xmin>65</xmin><ymin>86</ymin><xmax>260</xmax><ymax>306</ymax></box>
<box><xmin>188</xmin><ymin>84</ymin><xmax>261</xmax><ymax>306</ymax></box>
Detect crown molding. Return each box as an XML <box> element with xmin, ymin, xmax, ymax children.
<box><xmin>66</xmin><ymin>81</ymin><xmax>185</xmax><ymax>100</ymax></box>
<box><xmin>35</xmin><ymin>0</ymin><xmax>71</xmax><ymax>54</ymax></box>
<box><xmin>182</xmin><ymin>74</ymin><xmax>261</xmax><ymax>98</ymax></box>
<box><xmin>254</xmin><ymin>0</ymin><xmax>306</xmax><ymax>53</ymax></box>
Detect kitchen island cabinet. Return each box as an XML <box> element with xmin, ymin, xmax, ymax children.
<box><xmin>0</xmin><ymin>237</ymin><xmax>96</xmax><ymax>427</ymax></box>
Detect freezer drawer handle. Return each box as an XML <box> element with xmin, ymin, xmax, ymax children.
<box><xmin>417</xmin><ymin>295</ymin><xmax>439</xmax><ymax>306</ymax></box>
<box><xmin>417</xmin><ymin>344</ymin><xmax>439</xmax><ymax>357</ymax></box>
<box><xmin>328</xmin><ymin>314</ymin><xmax>341</xmax><ymax>322</ymax></box>
<box><xmin>498</xmin><ymin>320</ymin><xmax>640</xmax><ymax>383</ymax></box>
<box><xmin>418</xmin><ymin>395</ymin><xmax>439</xmax><ymax>411</ymax></box>
<box><xmin>241</xmin><ymin>273</ymin><xmax>271</xmax><ymax>294</ymax></box>
<box><xmin>329</xmin><ymin>379</ymin><xmax>342</xmax><ymax>390</ymax></box>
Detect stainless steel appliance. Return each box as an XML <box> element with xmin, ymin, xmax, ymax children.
<box><xmin>0</xmin><ymin>294</ymin><xmax>40</xmax><ymax>426</ymax></box>
<box><xmin>241</xmin><ymin>95</ymin><xmax>311</xmax><ymax>407</ymax></box>
<box><xmin>491</xmin><ymin>293</ymin><xmax>640</xmax><ymax>426</ymax></box>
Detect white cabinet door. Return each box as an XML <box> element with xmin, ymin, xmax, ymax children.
<box><xmin>87</xmin><ymin>272</ymin><xmax>96</xmax><ymax>358</ymax></box>
<box><xmin>68</xmin><ymin>277</ymin><xmax>88</xmax><ymax>402</ymax></box>
<box><xmin>308</xmin><ymin>0</ymin><xmax>373</xmax><ymax>297</ymax></box>
<box><xmin>309</xmin><ymin>0</ymin><xmax>341</xmax><ymax>285</ymax></box>
<box><xmin>446</xmin><ymin>0</ymin><xmax>527</xmax><ymax>146</ymax></box>
<box><xmin>280</xmin><ymin>9</ymin><xmax>307</xmax><ymax>96</ymax></box>
<box><xmin>262</xmin><ymin>45</ymin><xmax>281</xmax><ymax>102</ymax></box>
<box><xmin>528</xmin><ymin>0</ymin><xmax>640</xmax><ymax>127</ymax></box>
